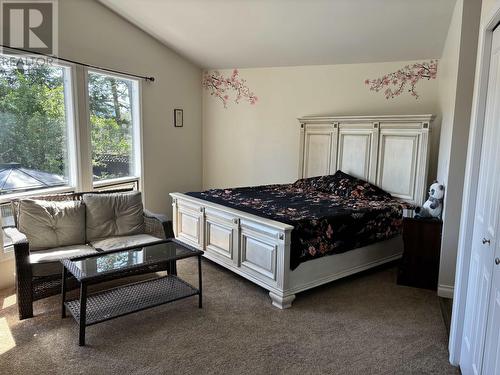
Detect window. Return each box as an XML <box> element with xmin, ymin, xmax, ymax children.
<box><xmin>88</xmin><ymin>71</ymin><xmax>141</xmax><ymax>184</ymax></box>
<box><xmin>0</xmin><ymin>60</ymin><xmax>143</xmax><ymax>253</ymax></box>
<box><xmin>0</xmin><ymin>57</ymin><xmax>75</xmax><ymax>197</ymax></box>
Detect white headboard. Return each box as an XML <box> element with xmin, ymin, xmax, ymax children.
<box><xmin>297</xmin><ymin>115</ymin><xmax>433</xmax><ymax>205</ymax></box>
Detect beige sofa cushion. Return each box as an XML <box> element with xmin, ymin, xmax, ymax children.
<box><xmin>90</xmin><ymin>234</ymin><xmax>163</xmax><ymax>251</ymax></box>
<box><xmin>84</xmin><ymin>192</ymin><xmax>145</xmax><ymax>241</ymax></box>
<box><xmin>18</xmin><ymin>199</ymin><xmax>86</xmax><ymax>251</ymax></box>
<box><xmin>29</xmin><ymin>244</ymin><xmax>97</xmax><ymax>277</ymax></box>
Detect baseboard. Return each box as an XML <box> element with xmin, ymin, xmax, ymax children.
<box><xmin>438</xmin><ymin>284</ymin><xmax>454</xmax><ymax>298</ymax></box>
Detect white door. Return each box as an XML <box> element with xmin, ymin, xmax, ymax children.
<box><xmin>460</xmin><ymin>28</ymin><xmax>500</xmax><ymax>375</ymax></box>
<box><xmin>483</xmin><ymin>245</ymin><xmax>500</xmax><ymax>375</ymax></box>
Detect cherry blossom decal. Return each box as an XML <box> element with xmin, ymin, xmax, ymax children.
<box><xmin>202</xmin><ymin>69</ymin><xmax>258</xmax><ymax>108</ymax></box>
<box><xmin>365</xmin><ymin>60</ymin><xmax>438</xmax><ymax>99</ymax></box>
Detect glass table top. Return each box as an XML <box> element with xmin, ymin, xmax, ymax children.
<box><xmin>66</xmin><ymin>240</ymin><xmax>201</xmax><ymax>280</ymax></box>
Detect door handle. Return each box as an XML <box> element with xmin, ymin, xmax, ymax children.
<box><xmin>495</xmin><ymin>258</ymin><xmax>500</xmax><ymax>265</ymax></box>
<box><xmin>483</xmin><ymin>238</ymin><xmax>491</xmax><ymax>245</ymax></box>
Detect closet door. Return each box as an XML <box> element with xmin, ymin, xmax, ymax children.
<box><xmin>302</xmin><ymin>124</ymin><xmax>337</xmax><ymax>178</ymax></box>
<box><xmin>483</xmin><ymin>240</ymin><xmax>500</xmax><ymax>375</ymax></box>
<box><xmin>460</xmin><ymin>28</ymin><xmax>500</xmax><ymax>375</ymax></box>
<box><xmin>482</xmin><ymin>34</ymin><xmax>500</xmax><ymax>371</ymax></box>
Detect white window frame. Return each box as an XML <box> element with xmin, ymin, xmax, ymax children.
<box><xmin>84</xmin><ymin>68</ymin><xmax>143</xmax><ymax>192</ymax></box>
<box><xmin>0</xmin><ymin>207</ymin><xmax>13</xmax><ymax>261</ymax></box>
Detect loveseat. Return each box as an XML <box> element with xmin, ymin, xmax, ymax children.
<box><xmin>5</xmin><ymin>190</ymin><xmax>173</xmax><ymax>320</ymax></box>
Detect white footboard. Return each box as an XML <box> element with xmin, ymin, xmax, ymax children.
<box><xmin>170</xmin><ymin>193</ymin><xmax>402</xmax><ymax>308</ymax></box>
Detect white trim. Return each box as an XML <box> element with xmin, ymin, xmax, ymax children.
<box><xmin>62</xmin><ymin>63</ymin><xmax>79</xmax><ymax>189</ymax></box>
<box><xmin>449</xmin><ymin>5</ymin><xmax>500</xmax><ymax>366</ymax></box>
<box><xmin>68</xmin><ymin>63</ymin><xmax>84</xmax><ymax>192</ymax></box>
<box><xmin>93</xmin><ymin>176</ymin><xmax>139</xmax><ymax>188</ymax></box>
<box><xmin>136</xmin><ymin>80</ymin><xmax>145</xmax><ymax>197</ymax></box>
<box><xmin>74</xmin><ymin>65</ymin><xmax>93</xmax><ymax>191</ymax></box>
<box><xmin>438</xmin><ymin>284</ymin><xmax>455</xmax><ymax>299</ymax></box>
<box><xmin>72</xmin><ymin>65</ymin><xmax>88</xmax><ymax>191</ymax></box>
<box><xmin>0</xmin><ymin>210</ymin><xmax>13</xmax><ymax>262</ymax></box>
<box><xmin>0</xmin><ymin>186</ymin><xmax>75</xmax><ymax>204</ymax></box>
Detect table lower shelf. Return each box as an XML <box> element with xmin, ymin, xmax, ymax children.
<box><xmin>65</xmin><ymin>275</ymin><xmax>199</xmax><ymax>326</ymax></box>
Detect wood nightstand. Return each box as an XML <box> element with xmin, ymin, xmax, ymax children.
<box><xmin>397</xmin><ymin>212</ymin><xmax>443</xmax><ymax>290</ymax></box>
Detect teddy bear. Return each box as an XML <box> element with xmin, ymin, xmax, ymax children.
<box><xmin>415</xmin><ymin>181</ymin><xmax>445</xmax><ymax>218</ymax></box>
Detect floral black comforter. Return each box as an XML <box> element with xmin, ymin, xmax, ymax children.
<box><xmin>187</xmin><ymin>171</ymin><xmax>409</xmax><ymax>269</ymax></box>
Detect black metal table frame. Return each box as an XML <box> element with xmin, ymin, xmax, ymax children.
<box><xmin>61</xmin><ymin>241</ymin><xmax>203</xmax><ymax>346</ymax></box>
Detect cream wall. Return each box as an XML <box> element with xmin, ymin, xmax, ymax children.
<box><xmin>437</xmin><ymin>0</ymin><xmax>462</xmax><ymax>183</ymax></box>
<box><xmin>436</xmin><ymin>0</ymin><xmax>481</xmax><ymax>297</ymax></box>
<box><xmin>0</xmin><ymin>0</ymin><xmax>203</xmax><ymax>290</ymax></box>
<box><xmin>60</xmin><ymin>0</ymin><xmax>202</xmax><ymax>216</ymax></box>
<box><xmin>203</xmin><ymin>61</ymin><xmax>441</xmax><ymax>190</ymax></box>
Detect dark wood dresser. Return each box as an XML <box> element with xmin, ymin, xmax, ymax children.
<box><xmin>397</xmin><ymin>212</ymin><xmax>443</xmax><ymax>290</ymax></box>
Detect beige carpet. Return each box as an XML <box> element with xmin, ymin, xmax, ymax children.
<box><xmin>0</xmin><ymin>259</ymin><xmax>459</xmax><ymax>375</ymax></box>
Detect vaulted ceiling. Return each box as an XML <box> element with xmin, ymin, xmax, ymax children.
<box><xmin>99</xmin><ymin>0</ymin><xmax>456</xmax><ymax>69</ymax></box>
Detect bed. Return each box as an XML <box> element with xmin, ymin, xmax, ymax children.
<box><xmin>170</xmin><ymin>114</ymin><xmax>433</xmax><ymax>308</ymax></box>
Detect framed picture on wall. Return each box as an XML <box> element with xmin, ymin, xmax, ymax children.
<box><xmin>174</xmin><ymin>109</ymin><xmax>183</xmax><ymax>127</ymax></box>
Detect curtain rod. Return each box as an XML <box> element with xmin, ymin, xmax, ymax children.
<box><xmin>0</xmin><ymin>45</ymin><xmax>155</xmax><ymax>82</ymax></box>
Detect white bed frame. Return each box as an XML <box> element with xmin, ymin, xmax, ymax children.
<box><xmin>170</xmin><ymin>114</ymin><xmax>433</xmax><ymax>308</ymax></box>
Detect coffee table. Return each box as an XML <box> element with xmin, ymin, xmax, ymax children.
<box><xmin>61</xmin><ymin>239</ymin><xmax>203</xmax><ymax>346</ymax></box>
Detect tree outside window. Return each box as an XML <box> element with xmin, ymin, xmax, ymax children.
<box><xmin>88</xmin><ymin>72</ymin><xmax>136</xmax><ymax>182</ymax></box>
<box><xmin>0</xmin><ymin>61</ymin><xmax>70</xmax><ymax>194</ymax></box>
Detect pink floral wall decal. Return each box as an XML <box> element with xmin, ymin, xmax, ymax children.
<box><xmin>365</xmin><ymin>60</ymin><xmax>438</xmax><ymax>99</ymax></box>
<box><xmin>202</xmin><ymin>69</ymin><xmax>258</xmax><ymax>108</ymax></box>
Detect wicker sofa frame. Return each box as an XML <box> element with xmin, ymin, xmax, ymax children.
<box><xmin>7</xmin><ymin>190</ymin><xmax>174</xmax><ymax>320</ymax></box>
